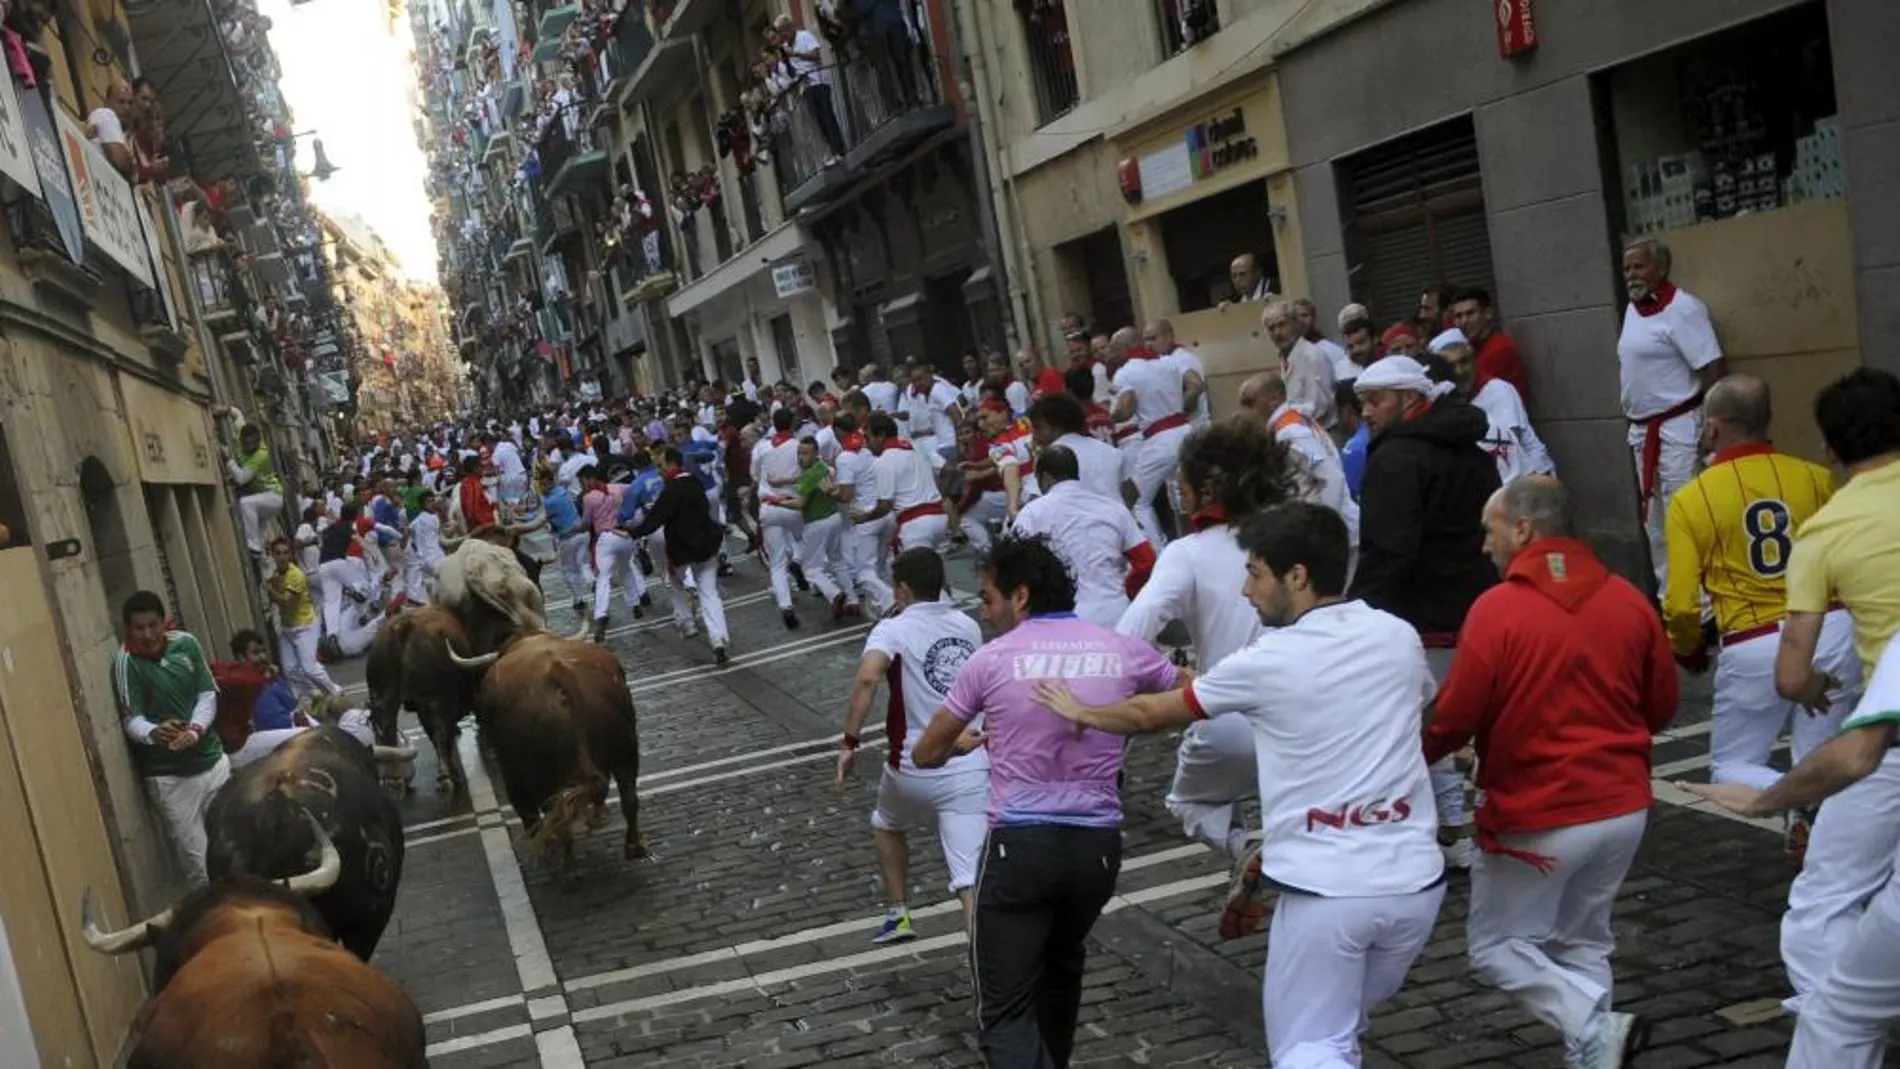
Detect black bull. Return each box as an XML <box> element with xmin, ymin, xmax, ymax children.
<box><xmin>204</xmin><ymin>727</ymin><xmax>404</xmax><ymax>965</ymax></box>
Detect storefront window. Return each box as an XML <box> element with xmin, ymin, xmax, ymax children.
<box><xmin>1157</xmin><ymin>179</ymin><xmax>1277</xmax><ymax>313</ymax></box>
<box><xmin>1603</xmin><ymin>2</ymin><xmax>1837</xmax><ymax>238</ymax></box>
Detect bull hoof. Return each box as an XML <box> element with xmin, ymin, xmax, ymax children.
<box><xmin>435</xmin><ymin>773</ymin><xmax>455</xmax><ymax>795</ymax></box>
<box><xmin>625</xmin><ymin>841</ymin><xmax>653</xmax><ymax>861</ymax></box>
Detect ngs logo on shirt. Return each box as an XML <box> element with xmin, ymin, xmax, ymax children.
<box><xmin>923</xmin><ymin>636</ymin><xmax>976</xmax><ymax>693</ymax></box>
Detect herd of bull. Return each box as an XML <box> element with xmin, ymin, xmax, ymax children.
<box><xmin>81</xmin><ymin>536</ymin><xmax>648</xmax><ymax>1068</ymax></box>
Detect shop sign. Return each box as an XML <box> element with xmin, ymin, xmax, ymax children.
<box><xmin>56</xmin><ymin>110</ymin><xmax>156</xmax><ymax>288</ymax></box>
<box><xmin>1127</xmin><ymin>105</ymin><xmax>1260</xmax><ymax>205</ymax></box>
<box><xmin>1496</xmin><ymin>0</ymin><xmax>1537</xmax><ymax>58</ymax></box>
<box><xmin>17</xmin><ymin>84</ymin><xmax>81</xmax><ymax>265</ymax></box>
<box><xmin>773</xmin><ymin>259</ymin><xmax>816</xmax><ymax>299</ymax></box>
<box><xmin>1187</xmin><ymin>108</ymin><xmax>1257</xmax><ymax>178</ymax></box>
<box><xmin>0</xmin><ymin>72</ymin><xmax>39</xmax><ymax>196</ymax></box>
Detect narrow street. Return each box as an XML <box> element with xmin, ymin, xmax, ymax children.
<box><xmin>323</xmin><ymin>554</ymin><xmax>1815</xmax><ymax>1069</ymax></box>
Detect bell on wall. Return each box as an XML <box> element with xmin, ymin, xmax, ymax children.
<box><xmin>309</xmin><ymin>138</ymin><xmax>340</xmax><ymax>181</ymax></box>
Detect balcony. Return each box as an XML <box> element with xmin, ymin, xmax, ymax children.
<box><xmin>539</xmin><ymin>106</ymin><xmax>608</xmax><ymax>199</ymax></box>
<box><xmin>588</xmin><ymin>6</ymin><xmax>654</xmax><ymax>118</ymax></box>
<box><xmin>614</xmin><ymin>8</ymin><xmax>693</xmax><ymax>112</ymax></box>
<box><xmin>7</xmin><ymin>198</ymin><xmax>102</xmax><ymax>304</ymax></box>
<box><xmin>504</xmin><ymin>77</ymin><xmax>528</xmax><ymax>121</ymax></box>
<box><xmin>778</xmin><ymin>48</ymin><xmax>953</xmax><ymax>214</ymax></box>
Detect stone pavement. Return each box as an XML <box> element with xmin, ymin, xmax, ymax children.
<box><xmin>315</xmin><ymin>550</ymin><xmax>1881</xmax><ymax>1068</ymax></box>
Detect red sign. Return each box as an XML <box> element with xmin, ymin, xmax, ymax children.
<box><xmin>1117</xmin><ymin>156</ymin><xmax>1142</xmax><ymax>206</ymax></box>
<box><xmin>1496</xmin><ymin>0</ymin><xmax>1536</xmax><ymax>58</ymax></box>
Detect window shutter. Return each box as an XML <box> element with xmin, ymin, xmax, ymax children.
<box><xmin>1340</xmin><ymin>117</ymin><xmax>1493</xmax><ymax>325</ymax></box>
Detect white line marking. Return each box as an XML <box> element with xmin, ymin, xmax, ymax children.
<box><xmin>405</xmin><ymin>812</ymin><xmax>478</xmax><ymax>835</ymax></box>
<box><xmin>463</xmin><ymin>732</ymin><xmax>558</xmax><ymax>994</ymax></box>
<box><xmin>425</xmin><ymin>1022</ymin><xmax>532</xmax><ymax>1057</ymax></box>
<box><xmin>409</xmin><ymin>826</ymin><xmax>480</xmax><ymax>848</ymax></box>
<box><xmin>1651</xmin><ymin>778</ymin><xmax>1784</xmax><ymax>833</ymax></box>
<box><xmin>536</xmin><ymin>1026</ymin><xmax>587</xmax><ymax>1069</ymax></box>
<box><xmin>421</xmin><ymin>993</ymin><xmax>524</xmax><ymax>1025</ymax></box>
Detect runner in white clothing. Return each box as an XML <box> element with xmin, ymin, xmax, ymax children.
<box><xmin>858</xmin><ymin>413</ymin><xmax>950</xmax><ymax>553</ymax></box>
<box><xmin>1107</xmin><ymin>326</ymin><xmax>1203</xmax><ymax>548</ymax></box>
<box><xmin>1146</xmin><ymin>319</ymin><xmax>1211</xmax><ymax>429</ymax></box>
<box><xmin>1011</xmin><ymin>447</ymin><xmax>1155</xmax><ymax>628</ymax></box>
<box><xmin>1119</xmin><ymin>420</ymin><xmax>1294</xmax><ymax>861</ymax></box>
<box><xmin>1429</xmin><ymin>328</ymin><xmax>1556</xmax><ymax>485</ymax></box>
<box><xmin>1040</xmin><ymin>502</ymin><xmax>1444</xmax><ymax>1069</ymax></box>
<box><xmin>751</xmin><ymin>407</ymin><xmax>808</xmax><ymax>630</ymax></box>
<box><xmin>1027</xmin><ymin>391</ymin><xmax>1125</xmax><ymax>502</ymax></box>
<box><xmin>1242</xmin><ymin>369</ymin><xmax>1359</xmax><ymax>548</ymax></box>
<box><xmin>837</xmin><ymin>548</ymin><xmax>988</xmax><ymax>941</ymax></box>
<box><xmin>832</xmin><ymin>406</ymin><xmax>895</xmax><ymax>615</ymax></box>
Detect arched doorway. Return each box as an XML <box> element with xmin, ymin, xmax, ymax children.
<box><xmin>78</xmin><ymin>457</ymin><xmax>142</xmax><ymax>623</ymax></box>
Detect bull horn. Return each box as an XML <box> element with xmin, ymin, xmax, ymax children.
<box><xmin>79</xmin><ymin>888</ymin><xmax>171</xmax><ymax>955</ymax></box>
<box><xmin>446</xmin><ymin>640</ymin><xmax>501</xmax><ymax>669</ymax></box>
<box><xmin>569</xmin><ymin>617</ymin><xmax>593</xmax><ymax>641</ymax></box>
<box><xmin>281</xmin><ymin>811</ymin><xmax>342</xmax><ymax>895</ymax></box>
<box><xmin>372</xmin><ymin>744</ymin><xmax>418</xmax><ymax>762</ymax></box>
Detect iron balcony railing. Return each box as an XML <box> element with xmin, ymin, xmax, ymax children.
<box><xmin>537</xmin><ymin>104</ymin><xmax>595</xmax><ymax>185</ymax></box>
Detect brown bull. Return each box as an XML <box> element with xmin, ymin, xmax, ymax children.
<box><xmin>449</xmin><ymin>633</ymin><xmax>647</xmax><ymax>873</ymax></box>
<box><xmin>83</xmin><ymin>817</ymin><xmax>426</xmax><ymax>1069</ymax></box>
<box><xmin>366</xmin><ymin>604</ymin><xmax>482</xmax><ymax>794</ymax></box>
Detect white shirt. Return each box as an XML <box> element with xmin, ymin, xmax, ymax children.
<box><xmin>88</xmin><ymin>107</ymin><xmax>126</xmax><ymax>146</ymax></box>
<box><xmin>786</xmin><ymin>28</ymin><xmax>832</xmax><ymax>86</ymax></box>
<box><xmin>1053</xmin><ymin>432</ymin><xmax>1125</xmax><ymax>502</ymax></box>
<box><xmin>742</xmin><ymin>378</ymin><xmax>760</xmax><ymax>402</ymax></box>
<box><xmin>1004</xmin><ymin>379</ymin><xmax>1031</xmax><ymax>417</ymax></box>
<box><xmin>1314</xmin><ymin>337</ymin><xmax>1356</xmax><ymax>383</ymax></box>
<box><xmin>835</xmin><ymin>445</ymin><xmax>881</xmax><ymax>512</ymax></box>
<box><xmin>697</xmin><ymin>402</ymin><xmax>717</xmax><ymax>427</ymax></box>
<box><xmin>862</xmin><ymin>380</ymin><xmax>902</xmax><ymax>414</ymax></box>
<box><xmin>294</xmin><ymin>522</ymin><xmax>321</xmax><ymax>575</ymax></box>
<box><xmin>1011</xmin><ymin>481</ymin><xmax>1146</xmax><ymax>627</ymax></box>
<box><xmin>1269</xmin><ymin>404</ymin><xmax>1358</xmax><ymax>547</ymax></box>
<box><xmin>863</xmin><ymin>600</ymin><xmax>987</xmax><ymax>777</ymax></box>
<box><xmin>901</xmin><ymin>379</ymin><xmax>961</xmax><ymax>444</ymax></box>
<box><xmin>1164</xmin><ymin>346</ymin><xmax>1211</xmax><ymax>428</ymax></box>
<box><xmin>1281</xmin><ymin>338</ymin><xmax>1337</xmax><ymax>429</ymax></box>
<box><xmin>412</xmin><ymin>511</ymin><xmax>446</xmax><ymax>563</ymax></box>
<box><xmin>1185</xmin><ymin>601</ymin><xmax>1444</xmax><ymax>897</ymax></box>
<box><xmin>557</xmin><ymin>452</ymin><xmax>593</xmax><ymax>495</ymax></box>
<box><xmin>492</xmin><ymin>440</ymin><xmax>525</xmax><ymax>478</ymax></box>
<box><xmin>1111</xmin><ymin>355</ymin><xmax>1186</xmax><ymax>431</ymax></box>
<box><xmin>874</xmin><ymin>445</ymin><xmax>940</xmax><ymax>512</ymax></box>
<box><xmin>1117</xmin><ymin>523</ymin><xmax>1261</xmax><ymax>671</ymax></box>
<box><xmin>1471</xmin><ymin>378</ymin><xmax>1556</xmax><ymax>484</ymax></box>
<box><xmin>814</xmin><ymin>424</ymin><xmax>841</xmax><ymax>465</ymax></box>
<box><xmin>1617</xmin><ymin>287</ymin><xmax>1723</xmax><ymax>420</ymax></box>
<box><xmin>752</xmin><ymin>434</ymin><xmax>803</xmax><ymax>508</ymax></box>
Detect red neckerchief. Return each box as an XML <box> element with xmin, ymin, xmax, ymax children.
<box><xmin>1125</xmin><ymin>345</ymin><xmax>1160</xmax><ymax>361</ymax></box>
<box><xmin>1633</xmin><ymin>281</ymin><xmax>1678</xmax><ymax>317</ymax></box>
<box><xmin>1304</xmin><ymin>329</ymin><xmax>1325</xmax><ymax>344</ymax></box>
<box><xmin>881</xmin><ymin>438</ymin><xmax>915</xmax><ymax>452</ymax></box>
<box><xmin>839</xmin><ymin>431</ymin><xmax>866</xmax><ymax>452</ymax></box>
<box><xmin>1189</xmin><ymin>507</ymin><xmax>1229</xmax><ymax>533</ymax></box>
<box><xmin>994</xmin><ymin>419</ymin><xmax>1032</xmax><ymax>445</ymax></box>
<box><xmin>122</xmin><ymin>637</ymin><xmax>169</xmax><ymax>663</ymax></box>
<box><xmin>771</xmin><ymin>431</ymin><xmax>795</xmax><ymax>447</ymax></box>
<box><xmin>1709</xmin><ymin>441</ymin><xmax>1776</xmax><ymax>467</ymax></box>
<box><xmin>665</xmin><ymin>469</ymin><xmax>695</xmax><ymax>482</ymax></box>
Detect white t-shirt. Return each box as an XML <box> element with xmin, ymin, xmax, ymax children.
<box><xmin>1004</xmin><ymin>379</ymin><xmax>1032</xmax><ymax>417</ymax></box>
<box><xmin>874</xmin><ymin>445</ymin><xmax>940</xmax><ymax>512</ymax></box>
<box><xmin>1111</xmin><ymin>355</ymin><xmax>1186</xmax><ymax>431</ymax></box>
<box><xmin>1185</xmin><ymin>600</ymin><xmax>1444</xmax><ymax>897</ymax></box>
<box><xmin>901</xmin><ymin>379</ymin><xmax>961</xmax><ymax>444</ymax></box>
<box><xmin>1011</xmin><ymin>481</ymin><xmax>1146</xmax><ymax>626</ymax></box>
<box><xmin>88</xmin><ymin>107</ymin><xmax>126</xmax><ymax>146</ymax></box>
<box><xmin>1842</xmin><ymin>634</ymin><xmax>1900</xmax><ymax>734</ymax></box>
<box><xmin>1471</xmin><ymin>378</ymin><xmax>1556</xmax><ymax>484</ymax></box>
<box><xmin>412</xmin><ymin>511</ymin><xmax>446</xmax><ymax>564</ymax></box>
<box><xmin>835</xmin><ymin>446</ymin><xmax>881</xmax><ymax>512</ymax></box>
<box><xmin>752</xmin><ymin>434</ymin><xmax>803</xmax><ymax>508</ymax></box>
<box><xmin>557</xmin><ymin>452</ymin><xmax>593</xmax><ymax>495</ymax></box>
<box><xmin>1617</xmin><ymin>287</ymin><xmax>1723</xmax><ymax>420</ymax></box>
<box><xmin>863</xmin><ymin>600</ymin><xmax>986</xmax><ymax>777</ymax></box>
<box><xmin>1164</xmin><ymin>346</ymin><xmax>1211</xmax><ymax>428</ymax></box>
<box><xmin>492</xmin><ymin>440</ymin><xmax>525</xmax><ymax>478</ymax></box>
<box><xmin>1053</xmin><ymin>431</ymin><xmax>1126</xmax><ymax>503</ymax></box>
<box><xmin>1269</xmin><ymin>405</ymin><xmax>1358</xmax><ymax>547</ymax></box>
<box><xmin>1117</xmin><ymin>523</ymin><xmax>1261</xmax><ymax>671</ymax></box>
<box><xmin>814</xmin><ymin>425</ymin><xmax>841</xmax><ymax>465</ymax></box>
<box><xmin>1315</xmin><ymin>337</ymin><xmax>1356</xmax><ymax>383</ymax></box>
<box><xmin>862</xmin><ymin>380</ymin><xmax>902</xmax><ymax>414</ymax></box>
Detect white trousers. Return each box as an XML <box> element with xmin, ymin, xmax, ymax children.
<box><xmin>894</xmin><ymin>511</ymin><xmax>948</xmax><ymax>553</ymax></box>
<box><xmin>1131</xmin><ymin>425</ymin><xmax>1189</xmax><ymax>549</ymax></box>
<box><xmin>1711</xmin><ymin>610</ymin><xmax>1861</xmax><ymax>790</ymax></box>
<box><xmin>592</xmin><ymin>530</ymin><xmax>643</xmax><ymax>621</ymax></box>
<box><xmin>871</xmin><ymin>766</ymin><xmax>990</xmax><ymax>893</ymax></box>
<box><xmin>237</xmin><ymin>490</ymin><xmax>284</xmax><ymax>553</ymax></box>
<box><xmin>278</xmin><ymin>623</ymin><xmax>340</xmax><ymax>698</ymax></box>
<box><xmin>1423</xmin><ymin>648</ymin><xmax>1468</xmax><ymax>830</ymax></box>
<box><xmin>1165</xmin><ymin>714</ymin><xmax>1258</xmax><ymax>860</ymax></box>
<box><xmin>959</xmin><ymin>491</ymin><xmax>1008</xmax><ymax>552</ymax></box>
<box><xmin>1467</xmin><ymin>809</ymin><xmax>1646</xmax><ymax>1041</ymax></box>
<box><xmin>668</xmin><ymin>557</ymin><xmax>729</xmax><ymax>647</ymax></box>
<box><xmin>1265</xmin><ymin>884</ymin><xmax>1446</xmax><ymax>1069</ymax></box>
<box><xmin>1783</xmin><ymin>747</ymin><xmax>1900</xmax><ymax>1011</ymax></box>
<box><xmin>148</xmin><ymin>755</ymin><xmax>232</xmax><ymax>887</ymax></box>
<box><xmin>317</xmin><ymin>557</ymin><xmax>368</xmax><ymax>638</ymax></box>
<box><xmin>1626</xmin><ymin>411</ymin><xmax>1700</xmax><ymax>589</ymax></box>
<box><xmin>555</xmin><ymin>530</ymin><xmax>594</xmax><ymax>605</ymax></box>
<box><xmin>759</xmin><ymin>504</ymin><xmax>805</xmax><ymax>611</ymax></box>
<box><xmin>846</xmin><ymin>518</ymin><xmax>894</xmax><ymax>615</ymax></box>
<box><xmin>333</xmin><ymin>602</ymin><xmax>386</xmax><ymax>658</ymax></box>
<box><xmin>798</xmin><ymin>513</ymin><xmax>851</xmax><ymax>604</ymax></box>
<box><xmin>1789</xmin><ymin>832</ymin><xmax>1900</xmax><ymax>1069</ymax></box>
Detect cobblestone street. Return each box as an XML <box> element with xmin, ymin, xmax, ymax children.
<box><xmin>330</xmin><ymin>553</ymin><xmax>1855</xmax><ymax>1069</ymax></box>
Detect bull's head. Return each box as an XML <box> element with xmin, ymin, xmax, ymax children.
<box><xmin>79</xmin><ymin>811</ymin><xmax>342</xmax><ymax>955</ymax></box>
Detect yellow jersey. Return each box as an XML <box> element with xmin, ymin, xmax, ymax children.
<box><xmin>1663</xmin><ymin>443</ymin><xmax>1833</xmax><ymax>656</ymax></box>
<box><xmin>277</xmin><ymin>564</ymin><xmax>318</xmax><ymax>629</ymax></box>
<box><xmin>1785</xmin><ymin>457</ymin><xmax>1900</xmax><ymax>678</ymax></box>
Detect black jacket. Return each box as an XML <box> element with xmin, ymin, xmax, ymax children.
<box><xmin>625</xmin><ymin>471</ymin><xmax>724</xmax><ymax>566</ymax></box>
<box><xmin>1348</xmin><ymin>397</ymin><xmax>1500</xmax><ymax>637</ymax></box>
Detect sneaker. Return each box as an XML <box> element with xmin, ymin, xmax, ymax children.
<box><xmin>1572</xmin><ymin>1010</ymin><xmax>1642</xmax><ymax>1069</ymax></box>
<box><xmin>717</xmin><ymin>561</ymin><xmax>735</xmax><ymax>578</ymax></box>
<box><xmin>639</xmin><ymin>592</ymin><xmax>653</xmax><ymax>609</ymax></box>
<box><xmin>789</xmin><ymin>562</ymin><xmax>810</xmax><ymax>592</ymax></box>
<box><xmin>1218</xmin><ymin>835</ymin><xmax>1269</xmax><ymax>940</ymax></box>
<box><xmin>1786</xmin><ymin>808</ymin><xmax>1815</xmax><ymax>870</ymax></box>
<box><xmin>713</xmin><ymin>645</ymin><xmax>730</xmax><ymax>667</ymax></box>
<box><xmin>1442</xmin><ymin>837</ymin><xmax>1478</xmax><ymax>870</ymax></box>
<box><xmin>782</xmin><ymin>609</ymin><xmax>800</xmax><ymax>630</ymax></box>
<box><xmin>872</xmin><ymin>912</ymin><xmax>915</xmax><ymax>944</ymax></box>
<box><xmin>571</xmin><ymin>599</ymin><xmax>585</xmax><ymax>614</ymax></box>
<box><xmin>591</xmin><ymin>617</ymin><xmax>609</xmax><ymax>644</ymax></box>
<box><xmin>632</xmin><ymin>604</ymin><xmax>645</xmax><ymax>620</ymax></box>
<box><xmin>831</xmin><ymin>593</ymin><xmax>847</xmax><ymax>620</ymax></box>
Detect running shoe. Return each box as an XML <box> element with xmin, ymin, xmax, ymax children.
<box><xmin>1572</xmin><ymin>1009</ymin><xmax>1643</xmax><ymax>1069</ymax></box>
<box><xmin>713</xmin><ymin>646</ymin><xmax>729</xmax><ymax>668</ymax></box>
<box><xmin>782</xmin><ymin>609</ymin><xmax>800</xmax><ymax>630</ymax></box>
<box><xmin>1218</xmin><ymin>835</ymin><xmax>1269</xmax><ymax>940</ymax></box>
<box><xmin>873</xmin><ymin>912</ymin><xmax>916</xmax><ymax>944</ymax></box>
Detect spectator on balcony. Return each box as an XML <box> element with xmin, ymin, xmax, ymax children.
<box><xmin>1222</xmin><ymin>252</ymin><xmax>1274</xmax><ymax>307</ymax></box>
<box><xmin>771</xmin><ymin>14</ymin><xmax>846</xmax><ymax>163</ymax></box>
<box><xmin>857</xmin><ymin>0</ymin><xmax>932</xmax><ymax>110</ymax></box>
<box><xmin>88</xmin><ymin>76</ymin><xmax>137</xmax><ymax>180</ymax></box>
<box><xmin>131</xmin><ymin>77</ymin><xmax>170</xmax><ymax>184</ymax></box>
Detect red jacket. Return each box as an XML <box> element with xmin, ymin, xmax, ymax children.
<box><xmin>1425</xmin><ymin>538</ymin><xmax>1676</xmax><ymax>847</ymax></box>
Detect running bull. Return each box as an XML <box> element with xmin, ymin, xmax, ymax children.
<box><xmin>448</xmin><ymin>632</ymin><xmax>648</xmax><ymax>872</ymax></box>
<box><xmin>204</xmin><ymin>726</ymin><xmax>408</xmax><ymax>961</ymax></box>
<box><xmin>81</xmin><ymin>816</ymin><xmax>427</xmax><ymax>1069</ymax></box>
<box><xmin>367</xmin><ymin>604</ymin><xmax>483</xmax><ymax>795</ymax></box>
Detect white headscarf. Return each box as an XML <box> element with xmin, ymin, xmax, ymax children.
<box><xmin>1353</xmin><ymin>356</ymin><xmax>1455</xmax><ymax>399</ymax></box>
<box><xmin>1427</xmin><ymin>327</ymin><xmax>1471</xmax><ymax>354</ymax></box>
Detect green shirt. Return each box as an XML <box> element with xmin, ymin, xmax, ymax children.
<box><xmin>238</xmin><ymin>443</ymin><xmax>283</xmax><ymax>495</ymax></box>
<box><xmin>398</xmin><ymin>483</ymin><xmax>428</xmax><ymax>519</ymax></box>
<box><xmin>111</xmin><ymin>632</ymin><xmax>224</xmax><ymax>778</ymax></box>
<box><xmin>796</xmin><ymin>462</ymin><xmax>836</xmax><ymax>522</ymax></box>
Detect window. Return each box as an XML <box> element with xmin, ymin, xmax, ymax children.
<box><xmin>1155</xmin><ymin>0</ymin><xmax>1218</xmax><ymax>59</ymax></box>
<box><xmin>769</xmin><ymin>314</ymin><xmax>801</xmax><ymax>386</ymax></box>
<box><xmin>1337</xmin><ymin>116</ymin><xmax>1494</xmax><ymax>327</ymax></box>
<box><xmin>1054</xmin><ymin>227</ymin><xmax>1134</xmax><ymax>332</ymax></box>
<box><xmin>1017</xmin><ymin>0</ymin><xmax>1079</xmax><ymax>125</ymax></box>
<box><xmin>709</xmin><ymin>336</ymin><xmax>744</xmax><ymax>386</ymax></box>
<box><xmin>1157</xmin><ymin>179</ymin><xmax>1278</xmax><ymax>312</ymax></box>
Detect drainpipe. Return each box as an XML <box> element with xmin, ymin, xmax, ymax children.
<box><xmin>956</xmin><ymin>0</ymin><xmax>1044</xmax><ymax>352</ymax></box>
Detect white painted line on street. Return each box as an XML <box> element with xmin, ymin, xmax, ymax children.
<box><xmin>1651</xmin><ymin>778</ymin><xmax>1784</xmax><ymax>834</ymax></box>
<box><xmin>408</xmin><ymin>825</ymin><xmax>481</xmax><ymax>848</ymax></box>
<box><xmin>404</xmin><ymin>812</ymin><xmax>478</xmax><ymax>835</ymax></box>
<box><xmin>1105</xmin><ymin>872</ymin><xmax>1227</xmax><ymax>912</ymax></box>
<box><xmin>536</xmin><ymin>1026</ymin><xmax>587</xmax><ymax>1069</ymax></box>
<box><xmin>422</xmin><ymin>993</ymin><xmax>525</xmax><ymax>1025</ymax></box>
<box><xmin>426</xmin><ymin>1022</ymin><xmax>532</xmax><ymax>1058</ymax></box>
<box><xmin>463</xmin><ymin>732</ymin><xmax>557</xmax><ymax>995</ymax></box>
<box><xmin>562</xmin><ymin>840</ymin><xmax>1219</xmax><ymax>995</ymax></box>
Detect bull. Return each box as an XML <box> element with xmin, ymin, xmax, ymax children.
<box><xmin>204</xmin><ymin>726</ymin><xmax>406</xmax><ymax>961</ymax></box>
<box><xmin>366</xmin><ymin>604</ymin><xmax>483</xmax><ymax>794</ymax></box>
<box><xmin>448</xmin><ymin>633</ymin><xmax>648</xmax><ymax>875</ymax></box>
<box><xmin>81</xmin><ymin>817</ymin><xmax>427</xmax><ymax>1069</ymax></box>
